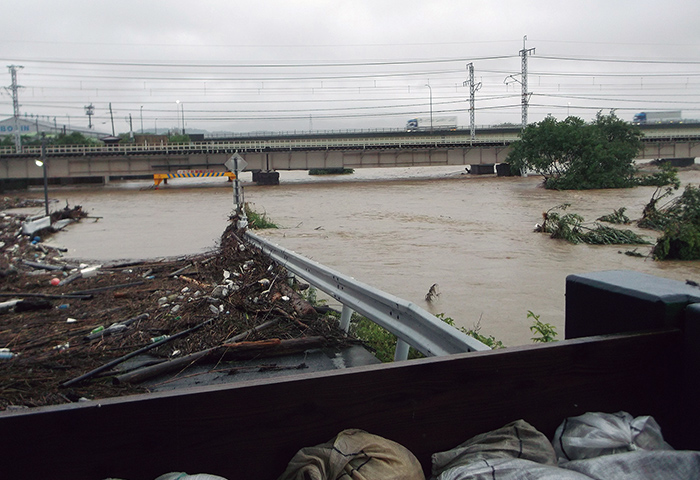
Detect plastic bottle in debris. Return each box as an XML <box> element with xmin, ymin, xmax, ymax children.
<box><xmin>0</xmin><ymin>349</ymin><xmax>16</xmax><ymax>359</ymax></box>
<box><xmin>150</xmin><ymin>335</ymin><xmax>170</xmax><ymax>343</ymax></box>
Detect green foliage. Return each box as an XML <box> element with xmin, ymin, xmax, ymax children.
<box><xmin>308</xmin><ymin>168</ymin><xmax>354</xmax><ymax>175</ymax></box>
<box><xmin>597</xmin><ymin>208</ymin><xmax>630</xmax><ymax>224</ymax></box>
<box><xmin>350</xmin><ymin>315</ymin><xmax>423</xmax><ymax>362</ymax></box>
<box><xmin>540</xmin><ymin>204</ymin><xmax>649</xmax><ymax>245</ymax></box>
<box><xmin>52</xmin><ymin>132</ymin><xmax>100</xmax><ymax>146</ymax></box>
<box><xmin>641</xmin><ymin>185</ymin><xmax>700</xmax><ymax>231</ymax></box>
<box><xmin>527</xmin><ymin>311</ymin><xmax>558</xmax><ymax>343</ymax></box>
<box><xmin>437</xmin><ymin>313</ymin><xmax>505</xmax><ymax>349</ymax></box>
<box><xmin>654</xmin><ymin>223</ymin><xmax>700</xmax><ymax>260</ymax></box>
<box><xmin>350</xmin><ymin>316</ymin><xmax>399</xmax><ymax>362</ymax></box>
<box><xmin>168</xmin><ymin>134</ymin><xmax>191</xmax><ymax>143</ymax></box>
<box><xmin>300</xmin><ymin>287</ymin><xmax>325</xmax><ymax>306</ymax></box>
<box><xmin>243</xmin><ymin>203</ymin><xmax>279</xmax><ymax>229</ymax></box>
<box><xmin>507</xmin><ymin>112</ymin><xmax>647</xmax><ymax>190</ymax></box>
<box><xmin>636</xmin><ymin>163</ymin><xmax>680</xmax><ymax>189</ymax></box>
<box><xmin>646</xmin><ymin>185</ymin><xmax>700</xmax><ymax>260</ymax></box>
<box><xmin>638</xmin><ymin>186</ymin><xmax>678</xmax><ymax>230</ymax></box>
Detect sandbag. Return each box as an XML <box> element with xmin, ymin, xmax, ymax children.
<box><xmin>431</xmin><ymin>420</ymin><xmax>557</xmax><ymax>478</ymax></box>
<box><xmin>277</xmin><ymin>428</ymin><xmax>424</xmax><ymax>480</ymax></box>
<box><xmin>561</xmin><ymin>450</ymin><xmax>700</xmax><ymax>480</ymax></box>
<box><xmin>435</xmin><ymin>458</ymin><xmax>592</xmax><ymax>480</ymax></box>
<box><xmin>553</xmin><ymin>411</ymin><xmax>673</xmax><ymax>462</ymax></box>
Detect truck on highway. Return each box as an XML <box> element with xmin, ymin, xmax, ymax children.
<box><xmin>633</xmin><ymin>110</ymin><xmax>683</xmax><ymax>124</ymax></box>
<box><xmin>406</xmin><ymin>116</ymin><xmax>458</xmax><ymax>131</ymax></box>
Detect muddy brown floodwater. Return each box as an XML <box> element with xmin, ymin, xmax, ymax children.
<box><xmin>24</xmin><ymin>166</ymin><xmax>700</xmax><ymax>347</ymax></box>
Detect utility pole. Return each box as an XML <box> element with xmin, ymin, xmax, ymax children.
<box><xmin>504</xmin><ymin>36</ymin><xmax>535</xmax><ymax>131</ymax></box>
<box><xmin>464</xmin><ymin>63</ymin><xmax>482</xmax><ymax>145</ymax></box>
<box><xmin>40</xmin><ymin>133</ymin><xmax>48</xmax><ymax>217</ymax></box>
<box><xmin>6</xmin><ymin>65</ymin><xmax>24</xmax><ymax>151</ymax></box>
<box><xmin>109</xmin><ymin>103</ymin><xmax>115</xmax><ymax>136</ymax></box>
<box><xmin>84</xmin><ymin>104</ymin><xmax>94</xmax><ymax>129</ymax></box>
<box><xmin>425</xmin><ymin>83</ymin><xmax>433</xmax><ymax>132</ymax></box>
<box><xmin>519</xmin><ymin>36</ymin><xmax>535</xmax><ymax>130</ymax></box>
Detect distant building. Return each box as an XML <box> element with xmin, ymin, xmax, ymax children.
<box><xmin>0</xmin><ymin>115</ymin><xmax>109</xmax><ymax>139</ymax></box>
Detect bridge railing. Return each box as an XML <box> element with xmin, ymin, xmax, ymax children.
<box><xmin>244</xmin><ymin>231</ymin><xmax>490</xmax><ymax>361</ymax></box>
<box><xmin>0</xmin><ymin>135</ymin><xmax>515</xmax><ymax>158</ymax></box>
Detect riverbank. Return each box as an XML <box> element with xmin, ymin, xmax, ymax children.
<box><xmin>0</xmin><ymin>211</ymin><xmax>352</xmax><ymax>410</ymax></box>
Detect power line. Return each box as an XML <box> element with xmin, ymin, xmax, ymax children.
<box><xmin>538</xmin><ymin>55</ymin><xmax>700</xmax><ymax>65</ymax></box>
<box><xmin>0</xmin><ymin>56</ymin><xmax>517</xmax><ymax>69</ymax></box>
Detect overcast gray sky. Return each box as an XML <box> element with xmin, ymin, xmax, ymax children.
<box><xmin>2</xmin><ymin>0</ymin><xmax>700</xmax><ymax>135</ymax></box>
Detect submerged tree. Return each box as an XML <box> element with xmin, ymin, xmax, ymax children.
<box><xmin>642</xmin><ymin>185</ymin><xmax>700</xmax><ymax>260</ymax></box>
<box><xmin>538</xmin><ymin>204</ymin><xmax>650</xmax><ymax>246</ymax></box>
<box><xmin>507</xmin><ymin>112</ymin><xmax>650</xmax><ymax>190</ymax></box>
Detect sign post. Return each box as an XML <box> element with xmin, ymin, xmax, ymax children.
<box><xmin>225</xmin><ymin>153</ymin><xmax>249</xmax><ymax>228</ymax></box>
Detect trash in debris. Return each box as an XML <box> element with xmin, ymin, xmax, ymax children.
<box><xmin>0</xmin><ymin>207</ymin><xmax>353</xmax><ymax>410</ymax></box>
<box><xmin>151</xmin><ymin>335</ymin><xmax>170</xmax><ymax>343</ymax></box>
<box><xmin>0</xmin><ymin>348</ymin><xmax>16</xmax><ymax>360</ymax></box>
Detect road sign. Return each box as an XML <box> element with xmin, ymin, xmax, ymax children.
<box><xmin>225</xmin><ymin>153</ymin><xmax>248</xmax><ymax>173</ymax></box>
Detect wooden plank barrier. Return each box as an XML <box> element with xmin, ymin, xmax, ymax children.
<box><xmin>0</xmin><ymin>329</ymin><xmax>690</xmax><ymax>480</ymax></box>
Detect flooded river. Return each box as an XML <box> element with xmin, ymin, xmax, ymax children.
<box><xmin>24</xmin><ymin>166</ymin><xmax>700</xmax><ymax>346</ymax></box>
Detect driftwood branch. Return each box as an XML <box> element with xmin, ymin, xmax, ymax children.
<box><xmin>168</xmin><ymin>264</ymin><xmax>194</xmax><ymax>277</ymax></box>
<box><xmin>67</xmin><ymin>281</ymin><xmax>146</xmax><ymax>296</ymax></box>
<box><xmin>112</xmin><ymin>318</ymin><xmax>281</xmax><ymax>385</ymax></box>
<box><xmin>277</xmin><ymin>283</ymin><xmax>316</xmax><ymax>317</ymax></box>
<box><xmin>60</xmin><ymin>318</ymin><xmax>214</xmax><ymax>389</ymax></box>
<box><xmin>22</xmin><ymin>260</ymin><xmax>76</xmax><ymax>271</ymax></box>
<box><xmin>0</xmin><ymin>292</ymin><xmax>92</xmax><ymax>300</ymax></box>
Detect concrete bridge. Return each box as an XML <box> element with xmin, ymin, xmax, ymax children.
<box><xmin>1</xmin><ymin>124</ymin><xmax>699</xmax><ymax>187</ymax></box>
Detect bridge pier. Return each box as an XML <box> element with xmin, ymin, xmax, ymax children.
<box><xmin>252</xmin><ymin>170</ymin><xmax>280</xmax><ymax>185</ymax></box>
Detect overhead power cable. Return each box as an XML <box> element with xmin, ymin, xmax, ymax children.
<box><xmin>538</xmin><ymin>55</ymin><xmax>700</xmax><ymax>65</ymax></box>
<box><xmin>0</xmin><ymin>55</ymin><xmax>518</xmax><ymax>69</ymax></box>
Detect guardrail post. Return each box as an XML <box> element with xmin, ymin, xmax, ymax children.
<box><xmin>394</xmin><ymin>339</ymin><xmax>410</xmax><ymax>362</ymax></box>
<box><xmin>339</xmin><ymin>305</ymin><xmax>354</xmax><ymax>332</ymax></box>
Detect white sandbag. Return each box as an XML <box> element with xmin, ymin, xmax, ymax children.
<box><xmin>561</xmin><ymin>450</ymin><xmax>700</xmax><ymax>480</ymax></box>
<box><xmin>553</xmin><ymin>411</ymin><xmax>673</xmax><ymax>462</ymax></box>
<box><xmin>431</xmin><ymin>419</ymin><xmax>557</xmax><ymax>477</ymax></box>
<box><xmin>436</xmin><ymin>457</ymin><xmax>592</xmax><ymax>480</ymax></box>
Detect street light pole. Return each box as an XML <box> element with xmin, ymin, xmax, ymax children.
<box><xmin>425</xmin><ymin>84</ymin><xmax>433</xmax><ymax>132</ymax></box>
<box><xmin>176</xmin><ymin>100</ymin><xmax>185</xmax><ymax>136</ymax></box>
<box><xmin>181</xmin><ymin>103</ymin><xmax>185</xmax><ymax>136</ymax></box>
<box><xmin>175</xmin><ymin>100</ymin><xmax>181</xmax><ymax>135</ymax></box>
<box><xmin>34</xmin><ymin>133</ymin><xmax>49</xmax><ymax>217</ymax></box>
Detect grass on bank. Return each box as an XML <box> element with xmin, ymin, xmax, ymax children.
<box><xmin>302</xmin><ymin>288</ymin><xmax>556</xmax><ymax>362</ymax></box>
<box><xmin>243</xmin><ymin>203</ymin><xmax>278</xmax><ymax>229</ymax></box>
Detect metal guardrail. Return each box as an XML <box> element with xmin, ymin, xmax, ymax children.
<box><xmin>244</xmin><ymin>231</ymin><xmax>490</xmax><ymax>361</ymax></box>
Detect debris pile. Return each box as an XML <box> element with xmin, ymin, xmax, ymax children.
<box><xmin>0</xmin><ymin>207</ymin><xmax>354</xmax><ymax>410</ymax></box>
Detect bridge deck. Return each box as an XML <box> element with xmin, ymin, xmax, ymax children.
<box><xmin>1</xmin><ymin>126</ymin><xmax>698</xmax><ymax>182</ymax></box>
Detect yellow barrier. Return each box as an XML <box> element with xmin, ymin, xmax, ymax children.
<box><xmin>153</xmin><ymin>170</ymin><xmax>236</xmax><ymax>188</ymax></box>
